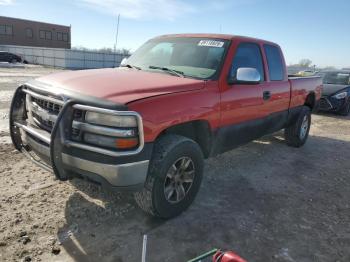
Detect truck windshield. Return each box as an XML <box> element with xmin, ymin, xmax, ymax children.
<box><xmin>125</xmin><ymin>37</ymin><xmax>229</xmax><ymax>79</ymax></box>
<box><xmin>323</xmin><ymin>72</ymin><xmax>350</xmax><ymax>85</ymax></box>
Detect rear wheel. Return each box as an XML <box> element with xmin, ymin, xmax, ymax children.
<box><xmin>338</xmin><ymin>100</ymin><xmax>350</xmax><ymax>116</ymax></box>
<box><xmin>284</xmin><ymin>106</ymin><xmax>311</xmax><ymax>147</ymax></box>
<box><xmin>134</xmin><ymin>134</ymin><xmax>204</xmax><ymax>218</ymax></box>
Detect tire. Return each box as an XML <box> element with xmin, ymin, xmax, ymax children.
<box><xmin>10</xmin><ymin>58</ymin><xmax>17</xmax><ymax>64</ymax></box>
<box><xmin>134</xmin><ymin>134</ymin><xmax>204</xmax><ymax>218</ymax></box>
<box><xmin>338</xmin><ymin>100</ymin><xmax>350</xmax><ymax>116</ymax></box>
<box><xmin>284</xmin><ymin>106</ymin><xmax>311</xmax><ymax>147</ymax></box>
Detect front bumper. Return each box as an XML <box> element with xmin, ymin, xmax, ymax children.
<box><xmin>10</xmin><ymin>84</ymin><xmax>152</xmax><ymax>191</ymax></box>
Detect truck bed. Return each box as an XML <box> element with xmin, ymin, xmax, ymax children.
<box><xmin>288</xmin><ymin>76</ymin><xmax>323</xmax><ymax>109</ymax></box>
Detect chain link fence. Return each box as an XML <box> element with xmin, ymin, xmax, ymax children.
<box><xmin>0</xmin><ymin>45</ymin><xmax>129</xmax><ymax>69</ymax></box>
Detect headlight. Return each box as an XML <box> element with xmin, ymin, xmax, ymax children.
<box><xmin>84</xmin><ymin>111</ymin><xmax>139</xmax><ymax>150</ymax></box>
<box><xmin>85</xmin><ymin>112</ymin><xmax>137</xmax><ymax>127</ymax></box>
<box><xmin>333</xmin><ymin>92</ymin><xmax>347</xmax><ymax>99</ymax></box>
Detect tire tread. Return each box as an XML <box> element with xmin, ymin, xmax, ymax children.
<box><xmin>284</xmin><ymin>106</ymin><xmax>311</xmax><ymax>147</ymax></box>
<box><xmin>134</xmin><ymin>134</ymin><xmax>202</xmax><ymax>218</ymax></box>
<box><xmin>338</xmin><ymin>100</ymin><xmax>350</xmax><ymax>116</ymax></box>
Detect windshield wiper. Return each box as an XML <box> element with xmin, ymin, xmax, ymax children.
<box><xmin>121</xmin><ymin>64</ymin><xmax>141</xmax><ymax>70</ymax></box>
<box><xmin>148</xmin><ymin>65</ymin><xmax>184</xmax><ymax>78</ymax></box>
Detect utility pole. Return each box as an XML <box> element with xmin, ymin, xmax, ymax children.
<box><xmin>113</xmin><ymin>14</ymin><xmax>120</xmax><ymax>67</ymax></box>
<box><xmin>114</xmin><ymin>14</ymin><xmax>120</xmax><ymax>53</ymax></box>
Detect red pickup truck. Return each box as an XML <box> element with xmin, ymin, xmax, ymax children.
<box><xmin>10</xmin><ymin>34</ymin><xmax>322</xmax><ymax>218</ymax></box>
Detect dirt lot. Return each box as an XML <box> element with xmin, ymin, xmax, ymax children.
<box><xmin>0</xmin><ymin>66</ymin><xmax>350</xmax><ymax>262</ymax></box>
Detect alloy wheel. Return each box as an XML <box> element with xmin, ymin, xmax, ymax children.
<box><xmin>300</xmin><ymin>115</ymin><xmax>309</xmax><ymax>139</ymax></box>
<box><xmin>163</xmin><ymin>157</ymin><xmax>195</xmax><ymax>204</ymax></box>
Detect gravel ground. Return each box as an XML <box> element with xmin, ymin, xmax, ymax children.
<box><xmin>0</xmin><ymin>66</ymin><xmax>350</xmax><ymax>262</ymax></box>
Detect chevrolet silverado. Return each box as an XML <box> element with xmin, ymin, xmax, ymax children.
<box><xmin>10</xmin><ymin>34</ymin><xmax>322</xmax><ymax>218</ymax></box>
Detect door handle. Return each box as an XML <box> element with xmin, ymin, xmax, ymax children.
<box><xmin>263</xmin><ymin>91</ymin><xmax>271</xmax><ymax>100</ymax></box>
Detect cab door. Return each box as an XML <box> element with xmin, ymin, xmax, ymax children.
<box><xmin>217</xmin><ymin>42</ymin><xmax>268</xmax><ymax>153</ymax></box>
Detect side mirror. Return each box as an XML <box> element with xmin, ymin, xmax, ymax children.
<box><xmin>120</xmin><ymin>57</ymin><xmax>128</xmax><ymax>67</ymax></box>
<box><xmin>228</xmin><ymin>67</ymin><xmax>261</xmax><ymax>85</ymax></box>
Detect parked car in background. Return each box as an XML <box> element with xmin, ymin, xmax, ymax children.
<box><xmin>318</xmin><ymin>70</ymin><xmax>350</xmax><ymax>115</ymax></box>
<box><xmin>0</xmin><ymin>51</ymin><xmax>27</xmax><ymax>63</ymax></box>
<box><xmin>9</xmin><ymin>34</ymin><xmax>322</xmax><ymax>218</ymax></box>
<box><xmin>296</xmin><ymin>70</ymin><xmax>318</xmax><ymax>76</ymax></box>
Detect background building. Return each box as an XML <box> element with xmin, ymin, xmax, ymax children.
<box><xmin>0</xmin><ymin>16</ymin><xmax>71</xmax><ymax>49</ymax></box>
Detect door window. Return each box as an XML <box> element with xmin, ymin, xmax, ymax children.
<box><xmin>230</xmin><ymin>43</ymin><xmax>265</xmax><ymax>81</ymax></box>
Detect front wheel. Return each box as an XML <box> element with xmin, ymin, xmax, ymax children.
<box><xmin>134</xmin><ymin>134</ymin><xmax>204</xmax><ymax>219</ymax></box>
<box><xmin>284</xmin><ymin>106</ymin><xmax>311</xmax><ymax>147</ymax></box>
<box><xmin>338</xmin><ymin>100</ymin><xmax>350</xmax><ymax>116</ymax></box>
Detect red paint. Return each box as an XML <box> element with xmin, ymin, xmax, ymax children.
<box><xmin>129</xmin><ymin>35</ymin><xmax>322</xmax><ymax>142</ymax></box>
<box><xmin>36</xmin><ymin>34</ymin><xmax>322</xmax><ymax>143</ymax></box>
<box><xmin>212</xmin><ymin>250</ymin><xmax>248</xmax><ymax>262</ymax></box>
<box><xmin>36</xmin><ymin>68</ymin><xmax>205</xmax><ymax>104</ymax></box>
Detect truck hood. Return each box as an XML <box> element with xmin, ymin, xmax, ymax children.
<box><xmin>32</xmin><ymin>68</ymin><xmax>205</xmax><ymax>104</ymax></box>
<box><xmin>322</xmin><ymin>84</ymin><xmax>350</xmax><ymax>96</ymax></box>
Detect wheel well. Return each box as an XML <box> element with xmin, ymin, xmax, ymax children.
<box><xmin>158</xmin><ymin>120</ymin><xmax>213</xmax><ymax>158</ymax></box>
<box><xmin>305</xmin><ymin>92</ymin><xmax>316</xmax><ymax>110</ymax></box>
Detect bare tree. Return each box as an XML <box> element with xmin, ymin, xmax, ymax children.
<box><xmin>72</xmin><ymin>46</ymin><xmax>131</xmax><ymax>55</ymax></box>
<box><xmin>298</xmin><ymin>59</ymin><xmax>312</xmax><ymax>68</ymax></box>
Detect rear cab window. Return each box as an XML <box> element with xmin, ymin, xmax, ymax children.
<box><xmin>264</xmin><ymin>44</ymin><xmax>284</xmax><ymax>81</ymax></box>
<box><xmin>230</xmin><ymin>42</ymin><xmax>265</xmax><ymax>81</ymax></box>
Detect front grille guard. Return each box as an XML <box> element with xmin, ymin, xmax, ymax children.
<box><xmin>10</xmin><ymin>85</ymin><xmax>145</xmax><ymax>181</ymax></box>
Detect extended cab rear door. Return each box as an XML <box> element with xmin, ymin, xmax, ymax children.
<box><xmin>217</xmin><ymin>42</ymin><xmax>268</xmax><ymax>152</ymax></box>
<box><xmin>260</xmin><ymin>44</ymin><xmax>290</xmax><ymax>131</ymax></box>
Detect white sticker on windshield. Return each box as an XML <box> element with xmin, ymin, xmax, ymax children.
<box><xmin>198</xmin><ymin>40</ymin><xmax>224</xmax><ymax>48</ymax></box>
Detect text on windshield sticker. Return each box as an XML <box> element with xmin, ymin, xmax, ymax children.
<box><xmin>198</xmin><ymin>40</ymin><xmax>224</xmax><ymax>48</ymax></box>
